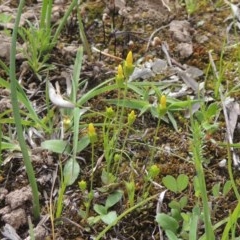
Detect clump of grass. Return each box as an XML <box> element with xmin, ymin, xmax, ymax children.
<box><xmin>18</xmin><ymin>0</ymin><xmax>79</xmax><ymax>76</ymax></box>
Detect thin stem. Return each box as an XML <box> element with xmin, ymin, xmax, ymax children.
<box><xmin>191</xmin><ymin>121</ymin><xmax>215</xmax><ymax>239</ymax></box>
<box><xmin>10</xmin><ymin>0</ymin><xmax>40</xmax><ymax>220</ymax></box>
<box><xmin>85</xmin><ymin>143</ymin><xmax>95</xmax><ymax>219</ymax></box>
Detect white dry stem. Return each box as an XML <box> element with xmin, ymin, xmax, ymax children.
<box><xmin>161</xmin><ymin>0</ymin><xmax>171</xmax><ymax>12</ymax></box>
<box><xmin>161</xmin><ymin>42</ymin><xmax>172</xmax><ymax>67</ymax></box>
<box><xmin>224</xmin><ymin>0</ymin><xmax>240</xmax><ymax>22</ymax></box>
<box><xmin>92</xmin><ymin>153</ymin><xmax>104</xmax><ymax>174</ymax></box>
<box><xmin>91</xmin><ymin>46</ymin><xmax>123</xmax><ymax>61</ymax></box>
<box><xmin>61</xmin><ymin>71</ymin><xmax>72</xmax><ymax>96</ymax></box>
<box><xmin>156</xmin><ymin>190</ymin><xmax>168</xmax><ymax>240</ymax></box>
<box><xmin>146</xmin><ymin>24</ymin><xmax>170</xmax><ymax>52</ymax></box>
<box><xmin>48</xmin><ymin>82</ymin><xmax>75</xmax><ymax>108</ymax></box>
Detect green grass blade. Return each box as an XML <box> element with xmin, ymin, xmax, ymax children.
<box><xmin>10</xmin><ymin>0</ymin><xmax>40</xmax><ymax>220</ymax></box>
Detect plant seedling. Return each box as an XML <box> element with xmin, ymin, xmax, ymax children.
<box><xmin>162</xmin><ymin>174</ymin><xmax>189</xmax><ymax>194</ymax></box>
<box><xmin>88</xmin><ymin>190</ymin><xmax>123</xmax><ymax>225</ymax></box>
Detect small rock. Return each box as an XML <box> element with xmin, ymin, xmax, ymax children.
<box><xmin>151</xmin><ymin>59</ymin><xmax>168</xmax><ymax>74</ymax></box>
<box><xmin>5</xmin><ymin>186</ymin><xmax>32</xmax><ymax>210</ymax></box>
<box><xmin>129</xmin><ymin>67</ymin><xmax>155</xmax><ymax>81</ymax></box>
<box><xmin>176</xmin><ymin>42</ymin><xmax>193</xmax><ymax>58</ymax></box>
<box><xmin>186</xmin><ymin>66</ymin><xmax>204</xmax><ymax>78</ymax></box>
<box><xmin>169</xmin><ymin>20</ymin><xmax>192</xmax><ymax>43</ymax></box>
<box><xmin>0</xmin><ymin>206</ymin><xmax>11</xmax><ymax>215</ymax></box>
<box><xmin>2</xmin><ymin>208</ymin><xmax>27</xmax><ymax>229</ymax></box>
<box><xmin>0</xmin><ymin>187</ymin><xmax>8</xmax><ymax>201</ymax></box>
<box><xmin>25</xmin><ymin>225</ymin><xmax>48</xmax><ymax>240</ymax></box>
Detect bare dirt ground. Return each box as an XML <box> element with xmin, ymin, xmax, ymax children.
<box><xmin>1</xmin><ymin>0</ymin><xmax>240</xmax><ymax>239</ymax></box>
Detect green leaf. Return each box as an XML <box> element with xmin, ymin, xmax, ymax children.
<box><xmin>165</xmin><ymin>230</ymin><xmax>179</xmax><ymax>240</ymax></box>
<box><xmin>171</xmin><ymin>208</ymin><xmax>182</xmax><ymax>222</ymax></box>
<box><xmin>181</xmin><ymin>212</ymin><xmax>190</xmax><ymax>223</ymax></box>
<box><xmin>179</xmin><ymin>196</ymin><xmax>188</xmax><ymax>209</ymax></box>
<box><xmin>139</xmin><ymin>104</ymin><xmax>151</xmax><ymax>116</ymax></box>
<box><xmin>106</xmin><ymin>98</ymin><xmax>148</xmax><ymax>110</ymax></box>
<box><xmin>41</xmin><ymin>140</ymin><xmax>70</xmax><ymax>154</ymax></box>
<box><xmin>167</xmin><ymin>111</ymin><xmax>178</xmax><ymax>132</ymax></box>
<box><xmin>0</xmin><ymin>77</ymin><xmax>48</xmax><ymax>131</ymax></box>
<box><xmin>195</xmin><ymin>111</ymin><xmax>204</xmax><ymax>122</ymax></box>
<box><xmin>168</xmin><ymin>99</ymin><xmax>199</xmax><ymax>111</ymax></box>
<box><xmin>77</xmin><ymin>82</ymin><xmax>117</xmax><ymax>106</ymax></box>
<box><xmin>105</xmin><ymin>190</ymin><xmax>123</xmax><ymax>209</ymax></box>
<box><xmin>1</xmin><ymin>142</ymin><xmax>21</xmax><ymax>151</ymax></box>
<box><xmin>162</xmin><ymin>175</ymin><xmax>178</xmax><ymax>193</ymax></box>
<box><xmin>223</xmin><ymin>180</ymin><xmax>232</xmax><ymax>196</ymax></box>
<box><xmin>63</xmin><ymin>158</ymin><xmax>80</xmax><ymax>186</ymax></box>
<box><xmin>212</xmin><ymin>183</ymin><xmax>221</xmax><ymax>198</ymax></box>
<box><xmin>94</xmin><ymin>204</ymin><xmax>107</xmax><ymax>215</ymax></box>
<box><xmin>87</xmin><ymin>215</ymin><xmax>101</xmax><ymax>225</ymax></box>
<box><xmin>77</xmin><ymin>135</ymin><xmax>90</xmax><ymax>153</ymax></box>
<box><xmin>101</xmin><ymin>211</ymin><xmax>117</xmax><ymax>225</ymax></box>
<box><xmin>156</xmin><ymin>213</ymin><xmax>179</xmax><ymax>233</ymax></box>
<box><xmin>177</xmin><ymin>174</ymin><xmax>189</xmax><ymax>192</ymax></box>
<box><xmin>189</xmin><ymin>206</ymin><xmax>200</xmax><ymax>240</ymax></box>
<box><xmin>169</xmin><ymin>200</ymin><xmax>181</xmax><ymax>210</ymax></box>
<box><xmin>193</xmin><ymin>176</ymin><xmax>201</xmax><ymax>197</ymax></box>
<box><xmin>206</xmin><ymin>102</ymin><xmax>219</xmax><ymax>120</ymax></box>
<box><xmin>101</xmin><ymin>169</ymin><xmax>116</xmax><ymax>185</ymax></box>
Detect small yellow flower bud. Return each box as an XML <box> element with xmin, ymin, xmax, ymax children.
<box><xmin>160</xmin><ymin>95</ymin><xmax>166</xmax><ymax>109</ymax></box>
<box><xmin>127</xmin><ymin>110</ymin><xmax>136</xmax><ymax>125</ymax></box>
<box><xmin>114</xmin><ymin>153</ymin><xmax>121</xmax><ymax>162</ymax></box>
<box><xmin>106</xmin><ymin>106</ymin><xmax>115</xmax><ymax>118</ymax></box>
<box><xmin>123</xmin><ymin>51</ymin><xmax>134</xmax><ymax>78</ymax></box>
<box><xmin>78</xmin><ymin>180</ymin><xmax>87</xmax><ymax>191</ymax></box>
<box><xmin>88</xmin><ymin>123</ymin><xmax>97</xmax><ymax>143</ymax></box>
<box><xmin>148</xmin><ymin>164</ymin><xmax>160</xmax><ymax>179</ymax></box>
<box><xmin>117</xmin><ymin>64</ymin><xmax>124</xmax><ymax>78</ymax></box>
<box><xmin>116</xmin><ymin>64</ymin><xmax>124</xmax><ymax>87</ymax></box>
<box><xmin>158</xmin><ymin>95</ymin><xmax>167</xmax><ymax>116</ymax></box>
<box><xmin>63</xmin><ymin>115</ymin><xmax>71</xmax><ymax>129</ymax></box>
<box><xmin>126</xmin><ymin>51</ymin><xmax>133</xmax><ymax>68</ymax></box>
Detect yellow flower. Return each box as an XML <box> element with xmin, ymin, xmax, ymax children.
<box><xmin>158</xmin><ymin>95</ymin><xmax>167</xmax><ymax>117</ymax></box>
<box><xmin>88</xmin><ymin>123</ymin><xmax>97</xmax><ymax>143</ymax></box>
<box><xmin>126</xmin><ymin>51</ymin><xmax>133</xmax><ymax>68</ymax></box>
<box><xmin>116</xmin><ymin>64</ymin><xmax>124</xmax><ymax>87</ymax></box>
<box><xmin>117</xmin><ymin>64</ymin><xmax>124</xmax><ymax>78</ymax></box>
<box><xmin>160</xmin><ymin>95</ymin><xmax>166</xmax><ymax>109</ymax></box>
<box><xmin>127</xmin><ymin>110</ymin><xmax>136</xmax><ymax>125</ymax></box>
<box><xmin>123</xmin><ymin>51</ymin><xmax>134</xmax><ymax>78</ymax></box>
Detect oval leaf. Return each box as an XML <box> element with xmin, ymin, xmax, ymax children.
<box><xmin>101</xmin><ymin>211</ymin><xmax>117</xmax><ymax>225</ymax></box>
<box><xmin>156</xmin><ymin>213</ymin><xmax>179</xmax><ymax>233</ymax></box>
<box><xmin>177</xmin><ymin>174</ymin><xmax>189</xmax><ymax>192</ymax></box>
<box><xmin>41</xmin><ymin>140</ymin><xmax>69</xmax><ymax>154</ymax></box>
<box><xmin>63</xmin><ymin>158</ymin><xmax>80</xmax><ymax>186</ymax></box>
<box><xmin>106</xmin><ymin>190</ymin><xmax>123</xmax><ymax>209</ymax></box>
<box><xmin>162</xmin><ymin>175</ymin><xmax>177</xmax><ymax>193</ymax></box>
<box><xmin>166</xmin><ymin>230</ymin><xmax>179</xmax><ymax>240</ymax></box>
<box><xmin>94</xmin><ymin>204</ymin><xmax>107</xmax><ymax>215</ymax></box>
<box><xmin>77</xmin><ymin>135</ymin><xmax>90</xmax><ymax>153</ymax></box>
